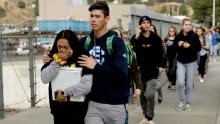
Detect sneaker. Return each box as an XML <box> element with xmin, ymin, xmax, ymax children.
<box><xmin>213</xmin><ymin>58</ymin><xmax>216</xmax><ymax>63</ymax></box>
<box><xmin>157</xmin><ymin>88</ymin><xmax>163</xmax><ymax>104</ymax></box>
<box><xmin>168</xmin><ymin>85</ymin><xmax>171</xmax><ymax>89</ymax></box>
<box><xmin>200</xmin><ymin>78</ymin><xmax>204</xmax><ymax>83</ymax></box>
<box><xmin>176</xmin><ymin>102</ymin><xmax>184</xmax><ymax>111</ymax></box>
<box><xmin>169</xmin><ymin>86</ymin><xmax>176</xmax><ymax>91</ymax></box>
<box><xmin>148</xmin><ymin>120</ymin><xmax>155</xmax><ymax>124</ymax></box>
<box><xmin>158</xmin><ymin>96</ymin><xmax>162</xmax><ymax>104</ymax></box>
<box><xmin>168</xmin><ymin>82</ymin><xmax>172</xmax><ymax>89</ymax></box>
<box><xmin>185</xmin><ymin>104</ymin><xmax>192</xmax><ymax>111</ymax></box>
<box><xmin>138</xmin><ymin>118</ymin><xmax>148</xmax><ymax>124</ymax></box>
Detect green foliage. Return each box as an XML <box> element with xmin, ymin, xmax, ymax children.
<box><xmin>35</xmin><ymin>0</ymin><xmax>39</xmax><ymax>16</ymax></box>
<box><xmin>18</xmin><ymin>1</ymin><xmax>26</xmax><ymax>9</ymax></box>
<box><xmin>87</xmin><ymin>0</ymin><xmax>142</xmax><ymax>4</ymax></box>
<box><xmin>122</xmin><ymin>0</ymin><xmax>141</xmax><ymax>4</ymax></box>
<box><xmin>0</xmin><ymin>7</ymin><xmax>6</xmax><ymax>18</ymax></box>
<box><xmin>160</xmin><ymin>6</ymin><xmax>167</xmax><ymax>13</ymax></box>
<box><xmin>87</xmin><ymin>0</ymin><xmax>115</xmax><ymax>4</ymax></box>
<box><xmin>4</xmin><ymin>1</ymin><xmax>8</xmax><ymax>11</ymax></box>
<box><xmin>145</xmin><ymin>0</ymin><xmax>155</xmax><ymax>5</ymax></box>
<box><xmin>87</xmin><ymin>0</ymin><xmax>93</xmax><ymax>5</ymax></box>
<box><xmin>192</xmin><ymin>0</ymin><xmax>220</xmax><ymax>25</ymax></box>
<box><xmin>179</xmin><ymin>4</ymin><xmax>188</xmax><ymax>16</ymax></box>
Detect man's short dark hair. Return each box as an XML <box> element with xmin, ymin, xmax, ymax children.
<box><xmin>139</xmin><ymin>16</ymin><xmax>151</xmax><ymax>25</ymax></box>
<box><xmin>88</xmin><ymin>1</ymin><xmax>110</xmax><ymax>17</ymax></box>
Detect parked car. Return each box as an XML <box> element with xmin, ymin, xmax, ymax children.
<box><xmin>14</xmin><ymin>47</ymin><xmax>29</xmax><ymax>55</ymax></box>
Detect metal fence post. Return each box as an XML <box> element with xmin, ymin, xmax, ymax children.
<box><xmin>130</xmin><ymin>5</ymin><xmax>136</xmax><ymax>35</ymax></box>
<box><xmin>0</xmin><ymin>23</ymin><xmax>5</xmax><ymax>119</ymax></box>
<box><xmin>28</xmin><ymin>20</ymin><xmax>36</xmax><ymax>107</ymax></box>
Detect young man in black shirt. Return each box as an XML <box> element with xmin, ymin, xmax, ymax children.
<box><xmin>130</xmin><ymin>16</ymin><xmax>165</xmax><ymax>124</ymax></box>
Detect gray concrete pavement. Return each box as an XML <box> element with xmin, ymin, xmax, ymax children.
<box><xmin>1</xmin><ymin>58</ymin><xmax>220</xmax><ymax>124</ymax></box>
<box><xmin>129</xmin><ymin>57</ymin><xmax>220</xmax><ymax>124</ymax></box>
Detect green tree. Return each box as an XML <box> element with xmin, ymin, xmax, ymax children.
<box><xmin>145</xmin><ymin>0</ymin><xmax>155</xmax><ymax>5</ymax></box>
<box><xmin>18</xmin><ymin>0</ymin><xmax>26</xmax><ymax>9</ymax></box>
<box><xmin>122</xmin><ymin>0</ymin><xmax>141</xmax><ymax>4</ymax></box>
<box><xmin>4</xmin><ymin>1</ymin><xmax>8</xmax><ymax>11</ymax></box>
<box><xmin>179</xmin><ymin>4</ymin><xmax>188</xmax><ymax>16</ymax></box>
<box><xmin>159</xmin><ymin>6</ymin><xmax>167</xmax><ymax>13</ymax></box>
<box><xmin>35</xmin><ymin>0</ymin><xmax>39</xmax><ymax>16</ymax></box>
<box><xmin>87</xmin><ymin>0</ymin><xmax>115</xmax><ymax>4</ymax></box>
<box><xmin>192</xmin><ymin>0</ymin><xmax>220</xmax><ymax>25</ymax></box>
<box><xmin>0</xmin><ymin>7</ymin><xmax>6</xmax><ymax>18</ymax></box>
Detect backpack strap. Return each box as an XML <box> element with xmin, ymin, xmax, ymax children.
<box><xmin>84</xmin><ymin>35</ymin><xmax>91</xmax><ymax>50</ymax></box>
<box><xmin>84</xmin><ymin>34</ymin><xmax>115</xmax><ymax>55</ymax></box>
<box><xmin>125</xmin><ymin>43</ymin><xmax>133</xmax><ymax>65</ymax></box>
<box><xmin>106</xmin><ymin>35</ymin><xmax>115</xmax><ymax>54</ymax></box>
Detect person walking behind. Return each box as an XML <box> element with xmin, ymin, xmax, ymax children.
<box><xmin>210</xmin><ymin>28</ymin><xmax>220</xmax><ymax>62</ymax></box>
<box><xmin>80</xmin><ymin>1</ymin><xmax>129</xmax><ymax>124</ymax></box>
<box><xmin>112</xmin><ymin>27</ymin><xmax>142</xmax><ymax>124</ymax></box>
<box><xmin>150</xmin><ymin>24</ymin><xmax>163</xmax><ymax>103</ymax></box>
<box><xmin>130</xmin><ymin>16</ymin><xmax>165</xmax><ymax>124</ymax></box>
<box><xmin>174</xmin><ymin>18</ymin><xmax>201</xmax><ymax>111</ymax></box>
<box><xmin>204</xmin><ymin>27</ymin><xmax>212</xmax><ymax>76</ymax></box>
<box><xmin>41</xmin><ymin>30</ymin><xmax>92</xmax><ymax>124</ymax></box>
<box><xmin>163</xmin><ymin>26</ymin><xmax>177</xmax><ymax>91</ymax></box>
<box><xmin>197</xmin><ymin>27</ymin><xmax>209</xmax><ymax>83</ymax></box>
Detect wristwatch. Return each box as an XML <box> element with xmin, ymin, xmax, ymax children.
<box><xmin>61</xmin><ymin>91</ymin><xmax>64</xmax><ymax>96</ymax></box>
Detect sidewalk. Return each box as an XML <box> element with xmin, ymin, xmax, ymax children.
<box><xmin>129</xmin><ymin>57</ymin><xmax>220</xmax><ymax>124</ymax></box>
<box><xmin>0</xmin><ymin>58</ymin><xmax>220</xmax><ymax>124</ymax></box>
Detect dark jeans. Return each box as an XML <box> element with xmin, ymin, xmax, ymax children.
<box><xmin>166</xmin><ymin>57</ymin><xmax>177</xmax><ymax>86</ymax></box>
<box><xmin>124</xmin><ymin>110</ymin><xmax>128</xmax><ymax>124</ymax></box>
<box><xmin>198</xmin><ymin>54</ymin><xmax>208</xmax><ymax>78</ymax></box>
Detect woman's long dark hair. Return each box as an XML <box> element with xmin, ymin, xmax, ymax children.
<box><xmin>50</xmin><ymin>30</ymin><xmax>81</xmax><ymax>65</ymax></box>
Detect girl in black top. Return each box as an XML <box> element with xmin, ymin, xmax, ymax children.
<box><xmin>163</xmin><ymin>26</ymin><xmax>178</xmax><ymax>91</ymax></box>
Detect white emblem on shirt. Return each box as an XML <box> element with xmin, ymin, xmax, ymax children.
<box><xmin>89</xmin><ymin>46</ymin><xmax>105</xmax><ymax>64</ymax></box>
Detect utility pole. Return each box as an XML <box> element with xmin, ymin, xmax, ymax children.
<box><xmin>212</xmin><ymin>0</ymin><xmax>216</xmax><ymax>27</ymax></box>
<box><xmin>0</xmin><ymin>24</ymin><xmax>4</xmax><ymax>119</ymax></box>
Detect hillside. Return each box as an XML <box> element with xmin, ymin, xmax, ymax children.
<box><xmin>154</xmin><ymin>2</ymin><xmax>193</xmax><ymax>17</ymax></box>
<box><xmin>0</xmin><ymin>0</ymin><xmax>35</xmax><ymax>26</ymax></box>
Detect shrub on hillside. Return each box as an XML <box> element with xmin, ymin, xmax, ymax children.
<box><xmin>18</xmin><ymin>1</ymin><xmax>26</xmax><ymax>9</ymax></box>
<box><xmin>0</xmin><ymin>7</ymin><xmax>6</xmax><ymax>18</ymax></box>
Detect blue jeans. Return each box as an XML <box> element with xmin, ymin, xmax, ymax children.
<box><xmin>176</xmin><ymin>61</ymin><xmax>197</xmax><ymax>104</ymax></box>
<box><xmin>210</xmin><ymin>44</ymin><xmax>218</xmax><ymax>58</ymax></box>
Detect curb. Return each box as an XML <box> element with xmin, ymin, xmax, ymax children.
<box><xmin>216</xmin><ymin>93</ymin><xmax>220</xmax><ymax>124</ymax></box>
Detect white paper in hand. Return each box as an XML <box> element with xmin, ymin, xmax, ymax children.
<box><xmin>51</xmin><ymin>67</ymin><xmax>85</xmax><ymax>102</ymax></box>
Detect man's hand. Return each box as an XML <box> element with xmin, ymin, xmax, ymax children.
<box><xmin>78</xmin><ymin>55</ymin><xmax>97</xmax><ymax>69</ymax></box>
<box><xmin>133</xmin><ymin>89</ymin><xmax>141</xmax><ymax>99</ymax></box>
<box><xmin>43</xmin><ymin>52</ymin><xmax>53</xmax><ymax>63</ymax></box>
<box><xmin>55</xmin><ymin>89</ymin><xmax>65</xmax><ymax>103</ymax></box>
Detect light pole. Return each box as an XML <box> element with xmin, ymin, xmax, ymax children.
<box><xmin>0</xmin><ymin>24</ymin><xmax>4</xmax><ymax>119</ymax></box>
<box><xmin>212</xmin><ymin>0</ymin><xmax>216</xmax><ymax>27</ymax></box>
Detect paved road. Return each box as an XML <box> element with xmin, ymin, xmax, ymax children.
<box><xmin>1</xmin><ymin>57</ymin><xmax>220</xmax><ymax>124</ymax></box>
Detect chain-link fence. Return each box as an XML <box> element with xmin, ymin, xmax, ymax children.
<box><xmin>0</xmin><ymin>21</ymin><xmax>90</xmax><ymax>119</ymax></box>
<box><xmin>0</xmin><ymin>22</ymin><xmax>57</xmax><ymax>118</ymax></box>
